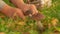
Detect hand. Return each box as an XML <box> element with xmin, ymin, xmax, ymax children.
<box><xmin>1</xmin><ymin>5</ymin><xmax>25</xmax><ymax>20</ymax></box>
<box><xmin>10</xmin><ymin>0</ymin><xmax>45</xmax><ymax>20</ymax></box>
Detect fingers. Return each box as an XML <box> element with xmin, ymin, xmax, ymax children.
<box><xmin>29</xmin><ymin>4</ymin><xmax>38</xmax><ymax>15</ymax></box>
<box><xmin>15</xmin><ymin>8</ymin><xmax>25</xmax><ymax>20</ymax></box>
<box><xmin>1</xmin><ymin>5</ymin><xmax>25</xmax><ymax>20</ymax></box>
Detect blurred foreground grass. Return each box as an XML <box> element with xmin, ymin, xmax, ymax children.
<box><xmin>0</xmin><ymin>0</ymin><xmax>60</xmax><ymax>34</ymax></box>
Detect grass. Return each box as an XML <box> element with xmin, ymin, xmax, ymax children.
<box><xmin>0</xmin><ymin>0</ymin><xmax>60</xmax><ymax>34</ymax></box>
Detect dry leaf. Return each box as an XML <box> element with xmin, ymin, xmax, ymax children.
<box><xmin>51</xmin><ymin>18</ymin><xmax>59</xmax><ymax>26</ymax></box>
<box><xmin>17</xmin><ymin>21</ymin><xmax>26</xmax><ymax>26</ymax></box>
<box><xmin>0</xmin><ymin>16</ymin><xmax>5</xmax><ymax>18</ymax></box>
<box><xmin>0</xmin><ymin>32</ymin><xmax>5</xmax><ymax>34</ymax></box>
<box><xmin>48</xmin><ymin>23</ymin><xmax>52</xmax><ymax>29</ymax></box>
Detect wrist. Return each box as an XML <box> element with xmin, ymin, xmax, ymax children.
<box><xmin>1</xmin><ymin>4</ymin><xmax>10</xmax><ymax>12</ymax></box>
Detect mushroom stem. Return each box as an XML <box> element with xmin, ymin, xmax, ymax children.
<box><xmin>36</xmin><ymin>21</ymin><xmax>45</xmax><ymax>33</ymax></box>
<box><xmin>36</xmin><ymin>21</ymin><xmax>44</xmax><ymax>29</ymax></box>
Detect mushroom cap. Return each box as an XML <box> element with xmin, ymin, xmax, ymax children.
<box><xmin>31</xmin><ymin>13</ymin><xmax>45</xmax><ymax>21</ymax></box>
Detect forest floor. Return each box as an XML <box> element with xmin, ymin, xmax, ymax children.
<box><xmin>0</xmin><ymin>0</ymin><xmax>60</xmax><ymax>34</ymax></box>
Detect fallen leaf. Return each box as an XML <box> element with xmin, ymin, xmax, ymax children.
<box><xmin>51</xmin><ymin>18</ymin><xmax>59</xmax><ymax>26</ymax></box>
<box><xmin>17</xmin><ymin>21</ymin><xmax>26</xmax><ymax>26</ymax></box>
<box><xmin>0</xmin><ymin>32</ymin><xmax>5</xmax><ymax>34</ymax></box>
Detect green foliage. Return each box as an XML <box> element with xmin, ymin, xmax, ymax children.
<box><xmin>0</xmin><ymin>0</ymin><xmax>60</xmax><ymax>34</ymax></box>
